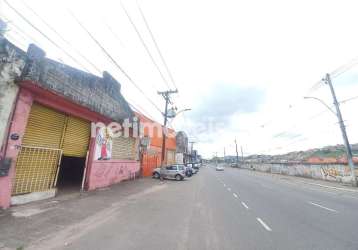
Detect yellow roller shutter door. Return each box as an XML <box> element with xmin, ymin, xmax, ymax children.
<box><xmin>62</xmin><ymin>116</ymin><xmax>90</xmax><ymax>157</ymax></box>
<box><xmin>13</xmin><ymin>104</ymin><xmax>66</xmax><ymax>195</ymax></box>
<box><xmin>22</xmin><ymin>104</ymin><xmax>66</xmax><ymax>148</ymax></box>
<box><xmin>112</xmin><ymin>136</ymin><xmax>136</xmax><ymax>160</ymax></box>
<box><xmin>13</xmin><ymin>103</ymin><xmax>90</xmax><ymax>195</ymax></box>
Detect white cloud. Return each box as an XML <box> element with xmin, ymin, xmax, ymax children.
<box><xmin>2</xmin><ymin>0</ymin><xmax>358</xmax><ymax>158</ymax></box>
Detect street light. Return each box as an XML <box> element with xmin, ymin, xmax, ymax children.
<box><xmin>303</xmin><ymin>96</ymin><xmax>336</xmax><ymax>116</ymax></box>
<box><xmin>167</xmin><ymin>108</ymin><xmax>191</xmax><ymax>126</ymax></box>
<box><xmin>167</xmin><ymin>108</ymin><xmax>192</xmax><ymax>119</ymax></box>
<box><xmin>304</xmin><ymin>79</ymin><xmax>357</xmax><ymax>187</ymax></box>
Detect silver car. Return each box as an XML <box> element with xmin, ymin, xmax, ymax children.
<box><xmin>153</xmin><ymin>164</ymin><xmax>186</xmax><ymax>181</ymax></box>
<box><xmin>216</xmin><ymin>166</ymin><xmax>224</xmax><ymax>171</ymax></box>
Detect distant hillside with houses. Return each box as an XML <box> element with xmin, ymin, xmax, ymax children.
<box><xmin>223</xmin><ymin>144</ymin><xmax>358</xmax><ymax>164</ymax></box>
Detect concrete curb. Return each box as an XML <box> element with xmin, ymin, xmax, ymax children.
<box><xmin>302</xmin><ymin>182</ymin><xmax>358</xmax><ymax>193</ymax></box>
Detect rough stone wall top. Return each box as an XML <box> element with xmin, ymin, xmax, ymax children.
<box><xmin>21</xmin><ymin>43</ymin><xmax>133</xmax><ymax>121</ymax></box>
<box><xmin>0</xmin><ymin>39</ymin><xmax>27</xmax><ymax>81</ymax></box>
<box><xmin>0</xmin><ymin>39</ymin><xmax>27</xmax><ymax>148</ymax></box>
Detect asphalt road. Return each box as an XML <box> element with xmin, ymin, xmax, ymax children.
<box><xmin>30</xmin><ymin>165</ymin><xmax>358</xmax><ymax>250</ymax></box>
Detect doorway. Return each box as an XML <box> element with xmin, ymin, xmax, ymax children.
<box><xmin>12</xmin><ymin>103</ymin><xmax>91</xmax><ymax>199</ymax></box>
<box><xmin>56</xmin><ymin>156</ymin><xmax>86</xmax><ymax>194</ymax></box>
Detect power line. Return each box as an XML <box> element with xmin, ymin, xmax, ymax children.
<box><xmin>136</xmin><ymin>1</ymin><xmax>178</xmax><ymax>90</ymax></box>
<box><xmin>341</xmin><ymin>95</ymin><xmax>358</xmax><ymax>104</ymax></box>
<box><xmin>136</xmin><ymin>1</ymin><xmax>192</xmax><ymax>132</ymax></box>
<box><xmin>5</xmin><ymin>33</ymin><xmax>27</xmax><ymax>48</ymax></box>
<box><xmin>5</xmin><ymin>18</ymin><xmax>70</xmax><ymax>63</ymax></box>
<box><xmin>135</xmin><ymin>1</ymin><xmax>197</xmax><ymax>135</ymax></box>
<box><xmin>101</xmin><ymin>20</ymin><xmax>125</xmax><ymax>48</ymax></box>
<box><xmin>18</xmin><ymin>0</ymin><xmax>102</xmax><ymax>75</ymax></box>
<box><xmin>68</xmin><ymin>10</ymin><xmax>163</xmax><ymax>114</ymax></box>
<box><xmin>331</xmin><ymin>56</ymin><xmax>358</xmax><ymax>79</ymax></box>
<box><xmin>260</xmin><ymin>109</ymin><xmax>349</xmax><ymax>155</ymax></box>
<box><xmin>3</xmin><ymin>14</ymin><xmax>154</xmax><ymax>121</ymax></box>
<box><xmin>7</xmin><ymin>25</ymin><xmax>28</xmax><ymax>43</ymax></box>
<box><xmin>128</xmin><ymin>102</ymin><xmax>156</xmax><ymax>121</ymax></box>
<box><xmin>120</xmin><ymin>1</ymin><xmax>171</xmax><ymax>90</ymax></box>
<box><xmin>307</xmin><ymin>79</ymin><xmax>324</xmax><ymax>93</ymax></box>
<box><xmin>3</xmin><ymin>17</ymin><xmax>42</xmax><ymax>46</ymax></box>
<box><xmin>3</xmin><ymin>0</ymin><xmax>93</xmax><ymax>73</ymax></box>
<box><xmin>262</xmin><ymin>92</ymin><xmax>358</xmax><ymax>153</ymax></box>
<box><xmin>126</xmin><ymin>97</ymin><xmax>158</xmax><ymax>121</ymax></box>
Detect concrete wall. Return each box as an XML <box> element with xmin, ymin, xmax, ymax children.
<box><xmin>242</xmin><ymin>162</ymin><xmax>354</xmax><ymax>184</ymax></box>
<box><xmin>0</xmin><ymin>39</ymin><xmax>27</xmax><ymax>154</ymax></box>
<box><xmin>0</xmin><ymin>89</ymin><xmax>33</xmax><ymax>208</ymax></box>
<box><xmin>87</xmin><ymin>160</ymin><xmax>140</xmax><ymax>190</ymax></box>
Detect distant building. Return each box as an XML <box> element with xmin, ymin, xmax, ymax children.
<box><xmin>175</xmin><ymin>131</ymin><xmax>188</xmax><ymax>164</ymax></box>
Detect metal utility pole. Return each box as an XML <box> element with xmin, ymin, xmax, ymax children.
<box><xmin>223</xmin><ymin>147</ymin><xmax>226</xmax><ymax>162</ymax></box>
<box><xmin>241</xmin><ymin>146</ymin><xmax>244</xmax><ymax>165</ymax></box>
<box><xmin>189</xmin><ymin>141</ymin><xmax>196</xmax><ymax>163</ymax></box>
<box><xmin>324</xmin><ymin>73</ymin><xmax>357</xmax><ymax>186</ymax></box>
<box><xmin>158</xmin><ymin>89</ymin><xmax>178</xmax><ymax>166</ymax></box>
<box><xmin>234</xmin><ymin>139</ymin><xmax>239</xmax><ymax>166</ymax></box>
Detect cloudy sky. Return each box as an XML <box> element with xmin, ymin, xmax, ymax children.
<box><xmin>2</xmin><ymin>0</ymin><xmax>358</xmax><ymax>158</ymax></box>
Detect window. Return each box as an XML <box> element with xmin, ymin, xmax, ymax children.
<box><xmin>166</xmin><ymin>166</ymin><xmax>175</xmax><ymax>170</ymax></box>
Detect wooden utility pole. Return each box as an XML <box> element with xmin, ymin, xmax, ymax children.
<box><xmin>158</xmin><ymin>89</ymin><xmax>178</xmax><ymax>166</ymax></box>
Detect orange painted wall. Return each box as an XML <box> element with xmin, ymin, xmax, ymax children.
<box><xmin>135</xmin><ymin>112</ymin><xmax>177</xmax><ymax>176</ymax></box>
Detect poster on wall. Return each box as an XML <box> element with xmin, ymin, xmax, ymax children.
<box><xmin>95</xmin><ymin>127</ymin><xmax>113</xmax><ymax>160</ymax></box>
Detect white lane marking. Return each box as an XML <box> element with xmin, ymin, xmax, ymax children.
<box><xmin>233</xmin><ymin>193</ymin><xmax>238</xmax><ymax>198</ymax></box>
<box><xmin>227</xmin><ymin>187</ymin><xmax>231</xmax><ymax>192</ymax></box>
<box><xmin>256</xmin><ymin>218</ymin><xmax>272</xmax><ymax>232</ymax></box>
<box><xmin>309</xmin><ymin>202</ymin><xmax>338</xmax><ymax>213</ymax></box>
<box><xmin>241</xmin><ymin>202</ymin><xmax>249</xmax><ymax>209</ymax></box>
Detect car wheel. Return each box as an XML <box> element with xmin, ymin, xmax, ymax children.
<box><xmin>175</xmin><ymin>174</ymin><xmax>182</xmax><ymax>181</ymax></box>
<box><xmin>153</xmin><ymin>172</ymin><xmax>160</xmax><ymax>179</ymax></box>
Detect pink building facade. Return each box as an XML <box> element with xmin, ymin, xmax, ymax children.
<box><xmin>0</xmin><ymin>41</ymin><xmax>139</xmax><ymax>209</ymax></box>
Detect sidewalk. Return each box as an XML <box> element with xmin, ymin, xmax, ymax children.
<box><xmin>0</xmin><ymin>177</ymin><xmax>161</xmax><ymax>250</ymax></box>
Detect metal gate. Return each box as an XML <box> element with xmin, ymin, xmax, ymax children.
<box><xmin>12</xmin><ymin>103</ymin><xmax>90</xmax><ymax>195</ymax></box>
<box><xmin>12</xmin><ymin>146</ymin><xmax>63</xmax><ymax>195</ymax></box>
<box><xmin>142</xmin><ymin>153</ymin><xmax>159</xmax><ymax>177</ymax></box>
